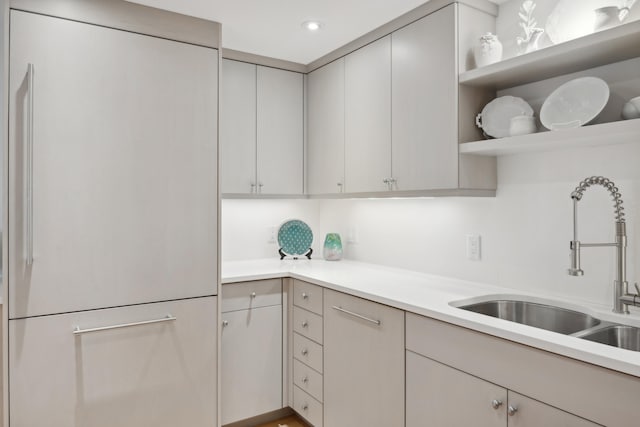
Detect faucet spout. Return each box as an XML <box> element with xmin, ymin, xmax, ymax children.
<box><xmin>568</xmin><ymin>176</ymin><xmax>635</xmax><ymax>314</ymax></box>
<box><xmin>570</xmin><ymin>176</ymin><xmax>625</xmax><ymax>222</ymax></box>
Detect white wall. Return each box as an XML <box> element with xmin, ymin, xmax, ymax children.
<box><xmin>319</xmin><ymin>143</ymin><xmax>639</xmax><ymax>307</ymax></box>
<box><xmin>221</xmin><ymin>199</ymin><xmax>322</xmax><ymax>260</ymax></box>
<box><xmin>222</xmin><ymin>142</ymin><xmax>640</xmax><ymax>308</ymax></box>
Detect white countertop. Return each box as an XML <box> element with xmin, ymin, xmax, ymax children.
<box><xmin>223</xmin><ymin>258</ymin><xmax>640</xmax><ymax>378</ymax></box>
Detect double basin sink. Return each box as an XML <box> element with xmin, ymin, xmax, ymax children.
<box><xmin>457</xmin><ymin>299</ymin><xmax>640</xmax><ymax>352</ymax></box>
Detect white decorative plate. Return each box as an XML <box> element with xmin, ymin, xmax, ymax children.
<box><xmin>540</xmin><ymin>77</ymin><xmax>610</xmax><ymax>131</ymax></box>
<box><xmin>277</xmin><ymin>219</ymin><xmax>313</xmax><ymax>256</ymax></box>
<box><xmin>476</xmin><ymin>96</ymin><xmax>534</xmax><ymax>139</ymax></box>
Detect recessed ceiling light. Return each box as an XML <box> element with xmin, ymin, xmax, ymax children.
<box><xmin>302</xmin><ymin>21</ymin><xmax>322</xmax><ymax>31</ymax></box>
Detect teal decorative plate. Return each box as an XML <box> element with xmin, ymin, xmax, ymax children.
<box><xmin>278</xmin><ymin>219</ymin><xmax>313</xmax><ymax>257</ymax></box>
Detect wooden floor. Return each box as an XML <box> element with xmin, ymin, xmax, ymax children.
<box><xmin>255</xmin><ymin>415</ymin><xmax>308</xmax><ymax>427</ymax></box>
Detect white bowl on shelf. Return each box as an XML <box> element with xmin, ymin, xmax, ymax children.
<box><xmin>621</xmin><ymin>96</ymin><xmax>640</xmax><ymax>120</ymax></box>
<box><xmin>540</xmin><ymin>77</ymin><xmax>610</xmax><ymax>131</ymax></box>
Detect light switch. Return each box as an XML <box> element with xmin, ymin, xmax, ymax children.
<box><xmin>466</xmin><ymin>234</ymin><xmax>481</xmax><ymax>261</ymax></box>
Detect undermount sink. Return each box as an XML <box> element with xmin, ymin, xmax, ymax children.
<box><xmin>578</xmin><ymin>325</ymin><xmax>640</xmax><ymax>352</ymax></box>
<box><xmin>459</xmin><ymin>300</ymin><xmax>601</xmax><ymax>335</ymax></box>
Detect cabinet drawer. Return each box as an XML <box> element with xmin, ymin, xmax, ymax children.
<box><xmin>222</xmin><ymin>279</ymin><xmax>282</xmax><ymax>312</ymax></box>
<box><xmin>293</xmin><ymin>385</ymin><xmax>323</xmax><ymax>427</ymax></box>
<box><xmin>293</xmin><ymin>306</ymin><xmax>323</xmax><ymax>344</ymax></box>
<box><xmin>9</xmin><ymin>297</ymin><xmax>217</xmax><ymax>427</ymax></box>
<box><xmin>293</xmin><ymin>280</ymin><xmax>323</xmax><ymax>315</ymax></box>
<box><xmin>293</xmin><ymin>359</ymin><xmax>323</xmax><ymax>403</ymax></box>
<box><xmin>293</xmin><ymin>332</ymin><xmax>323</xmax><ymax>373</ymax></box>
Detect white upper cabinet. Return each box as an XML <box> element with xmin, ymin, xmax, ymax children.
<box><xmin>257</xmin><ymin>66</ymin><xmax>304</xmax><ymax>195</ymax></box>
<box><xmin>220</xmin><ymin>59</ymin><xmax>304</xmax><ymax>195</ymax></box>
<box><xmin>307</xmin><ymin>58</ymin><xmax>345</xmax><ymax>195</ymax></box>
<box><xmin>391</xmin><ymin>5</ymin><xmax>458</xmax><ymax>191</ymax></box>
<box><xmin>220</xmin><ymin>59</ymin><xmax>257</xmax><ymax>193</ymax></box>
<box><xmin>8</xmin><ymin>11</ymin><xmax>218</xmax><ymax>318</ymax></box>
<box><xmin>307</xmin><ymin>3</ymin><xmax>496</xmax><ymax>196</ymax></box>
<box><xmin>345</xmin><ymin>36</ymin><xmax>392</xmax><ymax>193</ymax></box>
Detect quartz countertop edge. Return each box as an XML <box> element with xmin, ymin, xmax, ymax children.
<box><xmin>222</xmin><ymin>258</ymin><xmax>640</xmax><ymax>378</ymax></box>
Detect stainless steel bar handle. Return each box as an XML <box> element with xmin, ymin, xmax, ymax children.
<box><xmin>331</xmin><ymin>305</ymin><xmax>381</xmax><ymax>325</ymax></box>
<box><xmin>26</xmin><ymin>63</ymin><xmax>34</xmax><ymax>266</ymax></box>
<box><xmin>73</xmin><ymin>314</ymin><xmax>176</xmax><ymax>335</ymax></box>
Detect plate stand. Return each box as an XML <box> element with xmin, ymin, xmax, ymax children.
<box><xmin>279</xmin><ymin>248</ymin><xmax>313</xmax><ymax>260</ymax></box>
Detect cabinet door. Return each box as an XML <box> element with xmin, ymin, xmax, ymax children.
<box><xmin>8</xmin><ymin>11</ymin><xmax>218</xmax><ymax>318</ymax></box>
<box><xmin>221</xmin><ymin>59</ymin><xmax>257</xmax><ymax>194</ymax></box>
<box><xmin>307</xmin><ymin>58</ymin><xmax>345</xmax><ymax>195</ymax></box>
<box><xmin>221</xmin><ymin>305</ymin><xmax>283</xmax><ymax>424</ymax></box>
<box><xmin>508</xmin><ymin>392</ymin><xmax>600</xmax><ymax>427</ymax></box>
<box><xmin>344</xmin><ymin>36</ymin><xmax>392</xmax><ymax>193</ymax></box>
<box><xmin>391</xmin><ymin>5</ymin><xmax>458</xmax><ymax>191</ymax></box>
<box><xmin>9</xmin><ymin>297</ymin><xmax>217</xmax><ymax>427</ymax></box>
<box><xmin>323</xmin><ymin>289</ymin><xmax>404</xmax><ymax>427</ymax></box>
<box><xmin>257</xmin><ymin>66</ymin><xmax>304</xmax><ymax>194</ymax></box>
<box><xmin>406</xmin><ymin>351</ymin><xmax>507</xmax><ymax>427</ymax></box>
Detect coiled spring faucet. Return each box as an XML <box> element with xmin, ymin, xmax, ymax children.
<box><xmin>569</xmin><ymin>176</ymin><xmax>639</xmax><ymax>314</ymax></box>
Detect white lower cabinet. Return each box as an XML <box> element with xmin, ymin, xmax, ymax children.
<box><xmin>506</xmin><ymin>392</ymin><xmax>600</xmax><ymax>427</ymax></box>
<box><xmin>406</xmin><ymin>350</ymin><xmax>506</xmax><ymax>427</ymax></box>
<box><xmin>406</xmin><ymin>313</ymin><xmax>606</xmax><ymax>426</ymax></box>
<box><xmin>221</xmin><ymin>280</ymin><xmax>283</xmax><ymax>425</ymax></box>
<box><xmin>323</xmin><ymin>289</ymin><xmax>404</xmax><ymax>427</ymax></box>
<box><xmin>9</xmin><ymin>297</ymin><xmax>217</xmax><ymax>427</ymax></box>
<box><xmin>406</xmin><ymin>351</ymin><xmax>599</xmax><ymax>427</ymax></box>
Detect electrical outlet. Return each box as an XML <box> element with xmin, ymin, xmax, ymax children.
<box><xmin>466</xmin><ymin>234</ymin><xmax>481</xmax><ymax>261</ymax></box>
<box><xmin>267</xmin><ymin>226</ymin><xmax>277</xmax><ymax>244</ymax></box>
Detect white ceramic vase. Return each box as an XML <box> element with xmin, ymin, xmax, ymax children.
<box><xmin>474</xmin><ymin>33</ymin><xmax>503</xmax><ymax>68</ymax></box>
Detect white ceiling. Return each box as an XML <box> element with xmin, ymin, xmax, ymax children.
<box><xmin>128</xmin><ymin>0</ymin><xmax>501</xmax><ymax>65</ymax></box>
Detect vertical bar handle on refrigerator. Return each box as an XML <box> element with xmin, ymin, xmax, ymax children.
<box><xmin>26</xmin><ymin>63</ymin><xmax>34</xmax><ymax>266</ymax></box>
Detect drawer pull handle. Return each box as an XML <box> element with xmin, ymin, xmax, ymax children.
<box><xmin>491</xmin><ymin>400</ymin><xmax>502</xmax><ymax>410</ymax></box>
<box><xmin>302</xmin><ymin>403</ymin><xmax>309</xmax><ymax>411</ymax></box>
<box><xmin>302</xmin><ymin>292</ymin><xmax>309</xmax><ymax>300</ymax></box>
<box><xmin>250</xmin><ymin>292</ymin><xmax>256</xmax><ymax>298</ymax></box>
<box><xmin>301</xmin><ymin>348</ymin><xmax>309</xmax><ymax>356</ymax></box>
<box><xmin>73</xmin><ymin>314</ymin><xmax>176</xmax><ymax>335</ymax></box>
<box><xmin>301</xmin><ymin>321</ymin><xmax>309</xmax><ymax>328</ymax></box>
<box><xmin>332</xmin><ymin>306</ymin><xmax>381</xmax><ymax>325</ymax></box>
<box><xmin>302</xmin><ymin>376</ymin><xmax>309</xmax><ymax>384</ymax></box>
<box><xmin>508</xmin><ymin>405</ymin><xmax>518</xmax><ymax>416</ymax></box>
<box><xmin>222</xmin><ymin>320</ymin><xmax>229</xmax><ymax>327</ymax></box>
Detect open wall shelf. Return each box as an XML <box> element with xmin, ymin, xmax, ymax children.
<box><xmin>459</xmin><ymin>20</ymin><xmax>640</xmax><ymax>90</ymax></box>
<box><xmin>459</xmin><ymin>118</ymin><xmax>640</xmax><ymax>156</ymax></box>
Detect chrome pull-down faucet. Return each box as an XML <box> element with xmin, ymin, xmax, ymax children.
<box><xmin>568</xmin><ymin>176</ymin><xmax>638</xmax><ymax>314</ymax></box>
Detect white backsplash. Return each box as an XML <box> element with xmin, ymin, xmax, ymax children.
<box><xmin>222</xmin><ymin>142</ymin><xmax>640</xmax><ymax>308</ymax></box>
<box><xmin>221</xmin><ymin>199</ymin><xmax>322</xmax><ymax>260</ymax></box>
